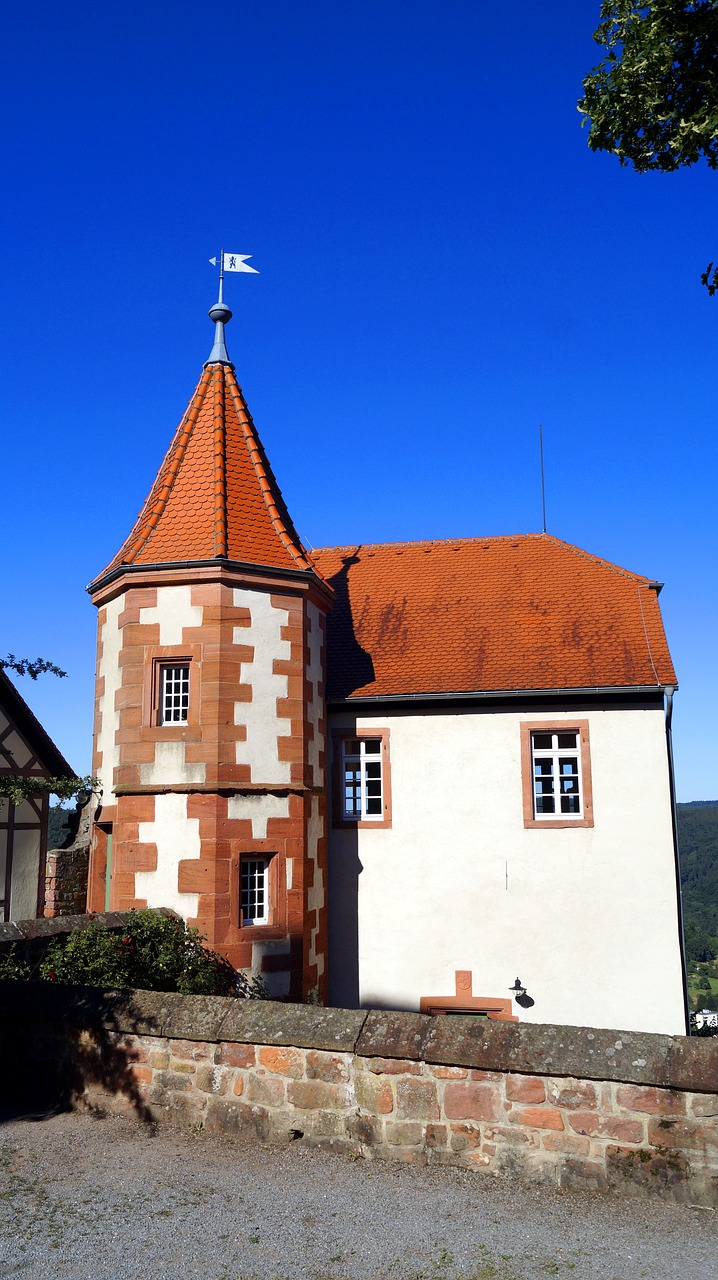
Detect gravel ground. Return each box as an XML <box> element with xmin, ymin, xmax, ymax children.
<box><xmin>0</xmin><ymin>1111</ymin><xmax>715</xmax><ymax>1280</ymax></box>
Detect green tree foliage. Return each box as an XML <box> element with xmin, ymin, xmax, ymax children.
<box><xmin>35</xmin><ymin>910</ymin><xmax>268</xmax><ymax>998</ymax></box>
<box><xmin>0</xmin><ymin>654</ymin><xmax>67</xmax><ymax>680</ymax></box>
<box><xmin>579</xmin><ymin>2</ymin><xmax>718</xmax><ymax>290</ymax></box>
<box><xmin>678</xmin><ymin>802</ymin><xmax>718</xmax><ymax>963</ymax></box>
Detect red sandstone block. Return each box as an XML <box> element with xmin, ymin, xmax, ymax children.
<box><xmin>177</xmin><ymin>860</ymin><xmax>230</xmax><ymax>894</ymax></box>
<box><xmin>396</xmin><ymin>1080</ymin><xmax>440</xmax><ymax>1121</ymax></box>
<box><xmin>217</xmin><ymin>1043</ymin><xmax>256</xmax><ymax>1069</ymax></box>
<box><xmin>169</xmin><ymin>1040</ymin><xmax>211</xmax><ymax>1062</ymax></box>
<box><xmin>443</xmin><ymin>1082</ymin><xmax>502</xmax><ymax>1123</ymax></box>
<box><xmin>567</xmin><ymin>1111</ymin><xmax>644</xmax><ymax>1144</ymax></box>
<box><xmin>355</xmin><ymin>1073</ymin><xmax>393</xmax><ymax>1115</ymax></box>
<box><xmin>366</xmin><ymin>1058</ymin><xmax>422</xmax><ymax>1076</ymax></box>
<box><xmin>426</xmin><ymin>1124</ymin><xmax>448</xmax><ymax>1149</ymax></box>
<box><xmin>506</xmin><ymin>1074</ymin><xmax>546</xmax><ymax>1104</ymax></box>
<box><xmin>287</xmin><ymin>1080</ymin><xmax>349</xmax><ymax>1111</ymax></box>
<box><xmin>305</xmin><ymin>1051</ymin><xmax>349</xmax><ymax>1084</ymax></box>
<box><xmin>615</xmin><ymin>1085</ymin><xmax>686</xmax><ymax>1117</ymax></box>
<box><xmin>646</xmin><ymin>1118</ymin><xmax>718</xmax><ymax>1151</ymax></box>
<box><xmin>258</xmin><ymin>1046</ymin><xmax>304</xmax><ymax>1079</ymax></box>
<box><xmin>510</xmin><ymin>1106</ymin><xmax>564</xmax><ymax>1132</ymax></box>
<box><xmin>541</xmin><ymin>1132</ymin><xmax>592</xmax><ymax>1156</ymax></box>
<box><xmin>232</xmin><ymin>1075</ymin><xmax>244</xmax><ymax>1096</ymax></box>
<box><xmin>429</xmin><ymin>1066</ymin><xmax>468</xmax><ymax>1080</ymax></box>
<box><xmin>546</xmin><ymin>1079</ymin><xmax>598</xmax><ymax>1110</ymax></box>
<box><xmin>448</xmin><ymin>1123</ymin><xmax>483</xmax><ymax>1153</ymax></box>
<box><xmin>245</xmin><ymin>1074</ymin><xmax>285</xmax><ymax>1108</ymax></box>
<box><xmin>690</xmin><ymin>1095</ymin><xmax>718</xmax><ymax>1118</ymax></box>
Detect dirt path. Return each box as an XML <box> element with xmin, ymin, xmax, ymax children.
<box><xmin>0</xmin><ymin>1112</ymin><xmax>714</xmax><ymax>1279</ymax></box>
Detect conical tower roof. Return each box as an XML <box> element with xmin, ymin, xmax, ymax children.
<box><xmin>92</xmin><ymin>297</ymin><xmax>315</xmax><ymax>588</ymax></box>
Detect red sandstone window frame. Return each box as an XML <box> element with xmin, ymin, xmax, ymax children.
<box><xmin>331</xmin><ymin>728</ymin><xmax>392</xmax><ymax>829</ymax></box>
<box><xmin>230</xmin><ymin>850</ymin><xmax>287</xmax><ymax>939</ymax></box>
<box><xmin>520</xmin><ymin>720</ymin><xmax>594</xmax><ymax>829</ymax></box>
<box><xmin>142</xmin><ymin>645</ymin><xmax>201</xmax><ymax>734</ymax></box>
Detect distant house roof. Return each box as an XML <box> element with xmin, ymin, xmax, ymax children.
<box><xmin>310</xmin><ymin>533</ymin><xmax>677</xmax><ymax>701</ymax></box>
<box><xmin>0</xmin><ymin>668</ymin><xmax>75</xmax><ymax>778</ymax></box>
<box><xmin>91</xmin><ymin>363</ymin><xmax>316</xmax><ymax>589</ymax></box>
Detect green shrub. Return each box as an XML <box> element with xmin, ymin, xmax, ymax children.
<box><xmin>36</xmin><ymin>910</ymin><xmax>264</xmax><ymax>998</ymax></box>
<box><xmin>0</xmin><ymin>945</ymin><xmax>31</xmax><ymax>981</ymax></box>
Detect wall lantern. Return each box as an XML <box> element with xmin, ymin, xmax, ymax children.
<box><xmin>509</xmin><ymin>977</ymin><xmax>535</xmax><ymax>1009</ymax></box>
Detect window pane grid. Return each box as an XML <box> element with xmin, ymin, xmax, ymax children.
<box><xmin>241</xmin><ymin>858</ymin><xmax>269</xmax><ymax>926</ymax></box>
<box><xmin>342</xmin><ymin>738</ymin><xmax>383</xmax><ymax>820</ymax></box>
<box><xmin>160</xmin><ymin>664</ymin><xmax>190</xmax><ymax>724</ymax></box>
<box><xmin>531</xmin><ymin>731</ymin><xmax>582</xmax><ymax>819</ymax></box>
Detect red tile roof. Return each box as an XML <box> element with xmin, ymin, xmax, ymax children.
<box><xmin>310</xmin><ymin>534</ymin><xmax>677</xmax><ymax>699</ymax></box>
<box><xmin>96</xmin><ymin>364</ymin><xmax>313</xmax><ymax>581</ymax></box>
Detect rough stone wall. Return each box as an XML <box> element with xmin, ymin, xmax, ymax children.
<box><xmin>44</xmin><ymin>845</ymin><xmax>90</xmax><ymax>918</ymax></box>
<box><xmin>1</xmin><ymin>983</ymin><xmax>715</xmax><ymax>1205</ymax></box>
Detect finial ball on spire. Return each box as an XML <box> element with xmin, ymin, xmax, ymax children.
<box><xmin>209</xmin><ymin>301</ymin><xmax>232</xmax><ymax>325</ymax></box>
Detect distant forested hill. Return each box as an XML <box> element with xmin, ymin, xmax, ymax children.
<box><xmin>678</xmin><ymin>802</ymin><xmax>718</xmax><ymax>963</ymax></box>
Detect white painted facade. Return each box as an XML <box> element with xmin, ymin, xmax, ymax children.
<box><xmin>136</xmin><ymin>792</ymin><xmax>201</xmax><ymax>918</ymax></box>
<box><xmin>95</xmin><ymin>593</ymin><xmax>123</xmax><ymax>796</ymax></box>
<box><xmin>138</xmin><ymin>584</ymin><xmax>203</xmax><ymax>646</ymax></box>
<box><xmin>233</xmin><ymin>588</ymin><xmax>291</xmax><ymax>785</ymax></box>
<box><xmin>327</xmin><ymin>704</ymin><xmax>685</xmax><ymax>1036</ymax></box>
<box><xmin>306</xmin><ymin>602</ymin><xmax>324</xmax><ymax>788</ymax></box>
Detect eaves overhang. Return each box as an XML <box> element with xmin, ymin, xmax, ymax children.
<box><xmin>328</xmin><ymin>683</ymin><xmax>675</xmax><ymax>709</ymax></box>
<box><xmin>87</xmin><ymin>555</ymin><xmax>333</xmax><ymax>608</ymax></box>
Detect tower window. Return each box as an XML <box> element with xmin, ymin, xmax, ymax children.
<box><xmin>159</xmin><ymin>663</ymin><xmax>190</xmax><ymax>724</ymax></box>
<box><xmin>240</xmin><ymin>857</ymin><xmax>270</xmax><ymax>926</ymax></box>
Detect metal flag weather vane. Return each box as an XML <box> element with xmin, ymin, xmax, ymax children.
<box><xmin>209</xmin><ymin>250</ymin><xmax>259</xmax><ymax>275</ymax></box>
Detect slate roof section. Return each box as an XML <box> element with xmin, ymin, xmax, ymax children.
<box><xmin>310</xmin><ymin>534</ymin><xmax>677</xmax><ymax>700</ymax></box>
<box><xmin>96</xmin><ymin>363</ymin><xmax>313</xmax><ymax>581</ymax></box>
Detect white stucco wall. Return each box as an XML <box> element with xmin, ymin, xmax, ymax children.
<box><xmin>227</xmin><ymin>792</ymin><xmax>290</xmax><ymax>839</ymax></box>
<box><xmin>306</xmin><ymin>603</ymin><xmax>324</xmax><ymax>788</ymax></box>
<box><xmin>138</xmin><ymin>584</ymin><xmax>203</xmax><ymax>645</ymax></box>
<box><xmin>135</xmin><ymin>792</ymin><xmax>200</xmax><ymax>918</ymax></box>
<box><xmin>233</xmin><ymin>589</ymin><xmax>291</xmax><ymax>785</ymax></box>
<box><xmin>328</xmin><ymin>706</ymin><xmax>686</xmax><ymax>1036</ymax></box>
<box><xmin>96</xmin><ymin>594</ymin><xmax>124</xmax><ymax>795</ymax></box>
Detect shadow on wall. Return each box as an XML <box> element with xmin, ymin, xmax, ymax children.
<box><xmin>328</xmin><ymin>822</ymin><xmax>361</xmax><ymax>1010</ymax></box>
<box><xmin>325</xmin><ymin>551</ymin><xmax>375</xmax><ymax>700</ymax></box>
<box><xmin>0</xmin><ymin>983</ymin><xmax>153</xmax><ymax>1127</ymax></box>
<box><xmin>324</xmin><ymin>550</ymin><xmax>373</xmax><ymax>1010</ymax></box>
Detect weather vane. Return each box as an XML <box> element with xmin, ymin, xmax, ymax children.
<box><xmin>209</xmin><ymin>250</ymin><xmax>259</xmax><ymax>280</ymax></box>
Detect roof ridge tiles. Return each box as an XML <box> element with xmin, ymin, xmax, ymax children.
<box><xmin>309</xmin><ymin>532</ymin><xmax>652</xmax><ymax>584</ymax></box>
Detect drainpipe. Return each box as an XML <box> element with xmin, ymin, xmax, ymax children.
<box><xmin>664</xmin><ymin>685</ymin><xmax>690</xmax><ymax>1035</ymax></box>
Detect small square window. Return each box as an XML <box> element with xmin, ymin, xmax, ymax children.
<box><xmin>240</xmin><ymin>857</ymin><xmax>271</xmax><ymax>926</ymax></box>
<box><xmin>159</xmin><ymin>664</ymin><xmax>190</xmax><ymax>725</ymax></box>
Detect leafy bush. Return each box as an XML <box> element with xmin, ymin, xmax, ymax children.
<box><xmin>0</xmin><ymin>945</ymin><xmax>31</xmax><ymax>981</ymax></box>
<box><xmin>36</xmin><ymin>910</ymin><xmax>266</xmax><ymax>998</ymax></box>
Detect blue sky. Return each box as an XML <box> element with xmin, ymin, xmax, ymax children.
<box><xmin>2</xmin><ymin>2</ymin><xmax>716</xmax><ymax>801</ymax></box>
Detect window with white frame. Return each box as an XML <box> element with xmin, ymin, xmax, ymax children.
<box><xmin>531</xmin><ymin>730</ymin><xmax>583</xmax><ymax>818</ymax></box>
<box><xmin>341</xmin><ymin>737</ymin><xmax>383</xmax><ymax>821</ymax></box>
<box><xmin>159</xmin><ymin>664</ymin><xmax>190</xmax><ymax>725</ymax></box>
<box><xmin>240</xmin><ymin>857</ymin><xmax>270</xmax><ymax>926</ymax></box>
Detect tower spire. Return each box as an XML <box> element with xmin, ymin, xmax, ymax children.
<box><xmin>205</xmin><ymin>250</ymin><xmax>233</xmax><ymax>366</ymax></box>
